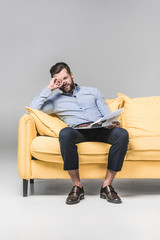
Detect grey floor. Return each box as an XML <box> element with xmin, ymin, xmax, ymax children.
<box><xmin>1</xmin><ymin>147</ymin><xmax>160</xmax><ymax>240</ymax></box>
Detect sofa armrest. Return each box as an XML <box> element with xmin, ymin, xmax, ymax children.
<box><xmin>18</xmin><ymin>113</ymin><xmax>37</xmax><ymax>179</ymax></box>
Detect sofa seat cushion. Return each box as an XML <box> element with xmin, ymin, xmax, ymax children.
<box><xmin>118</xmin><ymin>93</ymin><xmax>160</xmax><ymax>137</ymax></box>
<box><xmin>126</xmin><ymin>150</ymin><xmax>160</xmax><ymax>161</ymax></box>
<box><xmin>31</xmin><ymin>136</ymin><xmax>111</xmax><ymax>164</ymax></box>
<box><xmin>129</xmin><ymin>136</ymin><xmax>160</xmax><ymax>151</ymax></box>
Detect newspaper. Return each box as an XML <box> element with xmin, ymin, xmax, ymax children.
<box><xmin>73</xmin><ymin>108</ymin><xmax>124</xmax><ymax>129</ymax></box>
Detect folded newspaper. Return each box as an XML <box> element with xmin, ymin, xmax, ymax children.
<box><xmin>73</xmin><ymin>108</ymin><xmax>124</xmax><ymax>129</ymax></box>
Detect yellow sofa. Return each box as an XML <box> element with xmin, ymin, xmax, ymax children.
<box><xmin>18</xmin><ymin>93</ymin><xmax>160</xmax><ymax>196</ymax></box>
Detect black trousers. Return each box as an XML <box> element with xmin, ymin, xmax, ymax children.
<box><xmin>59</xmin><ymin>127</ymin><xmax>129</xmax><ymax>172</ymax></box>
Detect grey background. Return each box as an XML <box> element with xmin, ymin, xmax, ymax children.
<box><xmin>1</xmin><ymin>0</ymin><xmax>160</xmax><ymax>148</ymax></box>
<box><xmin>1</xmin><ymin>2</ymin><xmax>160</xmax><ymax>239</ymax></box>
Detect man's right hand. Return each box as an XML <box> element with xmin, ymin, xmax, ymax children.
<box><xmin>48</xmin><ymin>78</ymin><xmax>64</xmax><ymax>91</ymax></box>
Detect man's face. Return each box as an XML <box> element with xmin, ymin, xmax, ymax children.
<box><xmin>53</xmin><ymin>68</ymin><xmax>75</xmax><ymax>93</ymax></box>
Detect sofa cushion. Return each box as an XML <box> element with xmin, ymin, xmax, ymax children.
<box><xmin>129</xmin><ymin>136</ymin><xmax>160</xmax><ymax>150</ymax></box>
<box><xmin>106</xmin><ymin>97</ymin><xmax>124</xmax><ymax>123</ymax></box>
<box><xmin>118</xmin><ymin>93</ymin><xmax>160</xmax><ymax>137</ymax></box>
<box><xmin>25</xmin><ymin>107</ymin><xmax>68</xmax><ymax>137</ymax></box>
<box><xmin>126</xmin><ymin>150</ymin><xmax>160</xmax><ymax>161</ymax></box>
<box><xmin>31</xmin><ymin>136</ymin><xmax>111</xmax><ymax>164</ymax></box>
<box><xmin>106</xmin><ymin>97</ymin><xmax>123</xmax><ymax>111</ymax></box>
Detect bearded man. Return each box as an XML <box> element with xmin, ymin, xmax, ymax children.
<box><xmin>28</xmin><ymin>62</ymin><xmax>129</xmax><ymax>205</ymax></box>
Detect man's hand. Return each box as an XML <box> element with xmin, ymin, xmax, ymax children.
<box><xmin>48</xmin><ymin>78</ymin><xmax>64</xmax><ymax>91</ymax></box>
<box><xmin>108</xmin><ymin>121</ymin><xmax>121</xmax><ymax>128</ymax></box>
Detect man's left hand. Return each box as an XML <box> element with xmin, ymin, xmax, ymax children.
<box><xmin>108</xmin><ymin>121</ymin><xmax>121</xmax><ymax>128</ymax></box>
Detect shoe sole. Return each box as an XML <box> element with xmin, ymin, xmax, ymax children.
<box><xmin>66</xmin><ymin>195</ymin><xmax>84</xmax><ymax>205</ymax></box>
<box><xmin>100</xmin><ymin>194</ymin><xmax>122</xmax><ymax>204</ymax></box>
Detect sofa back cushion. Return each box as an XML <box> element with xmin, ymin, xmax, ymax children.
<box><xmin>106</xmin><ymin>97</ymin><xmax>124</xmax><ymax>123</ymax></box>
<box><xmin>25</xmin><ymin>107</ymin><xmax>68</xmax><ymax>137</ymax></box>
<box><xmin>106</xmin><ymin>97</ymin><xmax>124</xmax><ymax>111</ymax></box>
<box><xmin>118</xmin><ymin>93</ymin><xmax>160</xmax><ymax>137</ymax></box>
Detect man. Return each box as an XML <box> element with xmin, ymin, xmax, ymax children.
<box><xmin>29</xmin><ymin>62</ymin><xmax>129</xmax><ymax>205</ymax></box>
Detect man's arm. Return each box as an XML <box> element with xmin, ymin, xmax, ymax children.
<box><xmin>94</xmin><ymin>88</ymin><xmax>112</xmax><ymax>116</ymax></box>
<box><xmin>27</xmin><ymin>77</ymin><xmax>64</xmax><ymax>114</ymax></box>
<box><xmin>28</xmin><ymin>86</ymin><xmax>54</xmax><ymax>113</ymax></box>
<box><xmin>94</xmin><ymin>88</ymin><xmax>121</xmax><ymax>128</ymax></box>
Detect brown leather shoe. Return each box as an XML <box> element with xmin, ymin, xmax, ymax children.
<box><xmin>100</xmin><ymin>185</ymin><xmax>122</xmax><ymax>204</ymax></box>
<box><xmin>66</xmin><ymin>185</ymin><xmax>84</xmax><ymax>205</ymax></box>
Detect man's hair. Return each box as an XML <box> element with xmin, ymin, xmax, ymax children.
<box><xmin>50</xmin><ymin>62</ymin><xmax>71</xmax><ymax>77</ymax></box>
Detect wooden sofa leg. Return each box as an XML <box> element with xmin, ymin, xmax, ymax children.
<box><xmin>30</xmin><ymin>179</ymin><xmax>34</xmax><ymax>184</ymax></box>
<box><xmin>23</xmin><ymin>179</ymin><xmax>28</xmax><ymax>197</ymax></box>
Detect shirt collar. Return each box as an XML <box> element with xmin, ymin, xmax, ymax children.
<box><xmin>61</xmin><ymin>83</ymin><xmax>80</xmax><ymax>96</ymax></box>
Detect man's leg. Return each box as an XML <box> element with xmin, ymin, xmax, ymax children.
<box><xmin>103</xmin><ymin>169</ymin><xmax>117</xmax><ymax>187</ymax></box>
<box><xmin>68</xmin><ymin>169</ymin><xmax>82</xmax><ymax>189</ymax></box>
<box><xmin>59</xmin><ymin>127</ymin><xmax>88</xmax><ymax>204</ymax></box>
<box><xmin>96</xmin><ymin>127</ymin><xmax>129</xmax><ymax>182</ymax></box>
<box><xmin>96</xmin><ymin>127</ymin><xmax>129</xmax><ymax>203</ymax></box>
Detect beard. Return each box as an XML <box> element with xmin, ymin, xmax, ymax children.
<box><xmin>60</xmin><ymin>78</ymin><xmax>75</xmax><ymax>93</ymax></box>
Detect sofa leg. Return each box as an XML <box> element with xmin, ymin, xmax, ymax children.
<box><xmin>30</xmin><ymin>179</ymin><xmax>34</xmax><ymax>184</ymax></box>
<box><xmin>23</xmin><ymin>179</ymin><xmax>28</xmax><ymax>197</ymax></box>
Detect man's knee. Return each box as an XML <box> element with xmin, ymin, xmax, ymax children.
<box><xmin>113</xmin><ymin>127</ymin><xmax>129</xmax><ymax>142</ymax></box>
<box><xmin>118</xmin><ymin>128</ymin><xmax>129</xmax><ymax>146</ymax></box>
<box><xmin>59</xmin><ymin>127</ymin><xmax>76</xmax><ymax>141</ymax></box>
<box><xmin>119</xmin><ymin>128</ymin><xmax>129</xmax><ymax>138</ymax></box>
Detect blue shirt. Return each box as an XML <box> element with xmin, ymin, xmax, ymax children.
<box><xmin>28</xmin><ymin>84</ymin><xmax>111</xmax><ymax>127</ymax></box>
